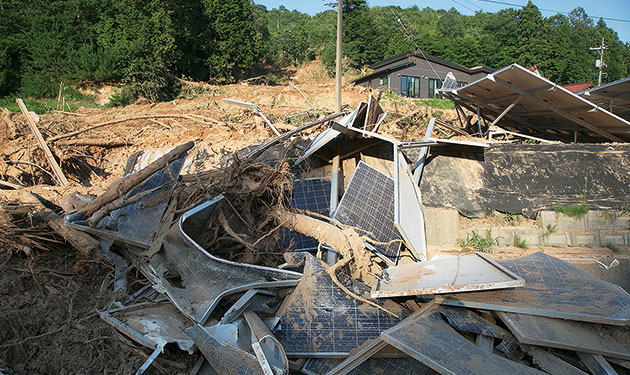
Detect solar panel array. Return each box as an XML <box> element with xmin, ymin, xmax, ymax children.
<box><xmin>279</xmin><ymin>178</ymin><xmax>331</xmax><ymax>251</ymax></box>
<box><xmin>333</xmin><ymin>161</ymin><xmax>402</xmax><ymax>262</ymax></box>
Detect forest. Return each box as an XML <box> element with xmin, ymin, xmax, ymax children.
<box><xmin>0</xmin><ymin>0</ymin><xmax>628</xmax><ymax>103</ymax></box>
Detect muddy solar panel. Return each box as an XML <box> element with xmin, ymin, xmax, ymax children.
<box><xmin>279</xmin><ymin>178</ymin><xmax>331</xmax><ymax>251</ymax></box>
<box><xmin>333</xmin><ymin>161</ymin><xmax>402</xmax><ymax>262</ymax></box>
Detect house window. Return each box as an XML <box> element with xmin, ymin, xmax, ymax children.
<box><xmin>401</xmin><ymin>75</ymin><xmax>420</xmax><ymax>98</ymax></box>
<box><xmin>379</xmin><ymin>76</ymin><xmax>388</xmax><ymax>86</ymax></box>
<box><xmin>428</xmin><ymin>78</ymin><xmax>443</xmax><ymax>98</ymax></box>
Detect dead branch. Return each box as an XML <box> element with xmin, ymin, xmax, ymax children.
<box><xmin>88</xmin><ymin>181</ymin><xmax>171</xmax><ymax>227</ymax></box>
<box><xmin>48</xmin><ymin>115</ymin><xmax>215</xmax><ymax>142</ymax></box>
<box><xmin>218</xmin><ymin>208</ymin><xmax>257</xmax><ymax>251</ymax></box>
<box><xmin>57</xmin><ymin>139</ymin><xmax>131</xmax><ymax>148</ymax></box>
<box><xmin>76</xmin><ymin>141</ymin><xmax>193</xmax><ymax>217</ymax></box>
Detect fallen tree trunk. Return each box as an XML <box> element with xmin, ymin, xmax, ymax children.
<box><xmin>75</xmin><ymin>141</ymin><xmax>193</xmax><ymax>218</ymax></box>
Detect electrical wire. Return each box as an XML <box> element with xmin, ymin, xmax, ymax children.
<box><xmin>389</xmin><ymin>7</ymin><xmax>443</xmax><ymax>81</ymax></box>
<box><xmin>476</xmin><ymin>0</ymin><xmax>630</xmax><ymax>23</ymax></box>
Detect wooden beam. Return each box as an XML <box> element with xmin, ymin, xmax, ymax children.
<box><xmin>489</xmin><ymin>76</ymin><xmax>623</xmax><ymax>142</ymax></box>
<box><xmin>16</xmin><ymin>98</ymin><xmax>69</xmax><ymax>186</ymax></box>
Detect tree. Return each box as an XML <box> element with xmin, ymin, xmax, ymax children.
<box><xmin>203</xmin><ymin>0</ymin><xmax>259</xmax><ymax>83</ymax></box>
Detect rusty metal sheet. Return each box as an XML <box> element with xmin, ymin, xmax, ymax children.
<box><xmin>373</xmin><ymin>253</ymin><xmax>524</xmax><ymax>298</ymax></box>
<box><xmin>498</xmin><ymin>312</ymin><xmax>630</xmax><ymax>360</ymax></box>
<box><xmin>273</xmin><ymin>252</ymin><xmax>408</xmax><ymax>357</ymax></box>
<box><xmin>442</xmin><ymin>252</ymin><xmax>630</xmax><ymax>325</ymax></box>
<box><xmin>381</xmin><ymin>303</ymin><xmax>547</xmax><ymax>375</ymax></box>
<box><xmin>138</xmin><ymin>196</ymin><xmax>301</xmax><ymax>324</ymax></box>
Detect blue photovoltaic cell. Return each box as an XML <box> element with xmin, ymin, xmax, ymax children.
<box><xmin>333</xmin><ymin>161</ymin><xmax>402</xmax><ymax>262</ymax></box>
<box><xmin>279</xmin><ymin>178</ymin><xmax>331</xmax><ymax>251</ymax></box>
<box><xmin>274</xmin><ymin>253</ymin><xmax>407</xmax><ymax>356</ymax></box>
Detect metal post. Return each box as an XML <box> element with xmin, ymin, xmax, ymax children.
<box><xmin>336</xmin><ymin>0</ymin><xmax>342</xmax><ymax>113</ymax></box>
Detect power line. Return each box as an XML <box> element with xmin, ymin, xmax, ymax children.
<box><xmin>450</xmin><ymin>0</ymin><xmax>476</xmax><ymax>13</ymax></box>
<box><xmin>389</xmin><ymin>7</ymin><xmax>443</xmax><ymax>81</ymax></box>
<box><xmin>462</xmin><ymin>0</ymin><xmax>486</xmax><ymax>12</ymax></box>
<box><xmin>475</xmin><ymin>0</ymin><xmax>630</xmax><ymax>23</ymax></box>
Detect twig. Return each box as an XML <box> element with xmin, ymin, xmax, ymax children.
<box><xmin>3</xmin><ymin>159</ymin><xmax>56</xmax><ymax>180</ymax></box>
<box><xmin>252</xmin><ymin>220</ymin><xmax>285</xmax><ymax>247</ymax></box>
<box><xmin>0</xmin><ymin>326</ymin><xmax>65</xmax><ymax>348</ymax></box>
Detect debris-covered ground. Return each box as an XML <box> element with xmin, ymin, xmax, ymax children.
<box><xmin>1</xmin><ymin>61</ymin><xmax>629</xmax><ymax>375</ymax></box>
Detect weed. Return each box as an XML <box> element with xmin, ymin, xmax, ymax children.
<box><xmin>504</xmin><ymin>213</ymin><xmax>519</xmax><ymax>226</ymax></box>
<box><xmin>458</xmin><ymin>230</ymin><xmax>496</xmax><ymax>253</ymax></box>
<box><xmin>604</xmin><ymin>211</ymin><xmax>620</xmax><ymax>224</ymax></box>
<box><xmin>546</xmin><ymin>224</ymin><xmax>557</xmax><ymax>233</ymax></box>
<box><xmin>514</xmin><ymin>234</ymin><xmax>528</xmax><ymax>249</ymax></box>
<box><xmin>622</xmin><ymin>205</ymin><xmax>630</xmax><ymax>216</ymax></box>
<box><xmin>605</xmin><ymin>242</ymin><xmax>619</xmax><ymax>252</ymax></box>
<box><xmin>552</xmin><ymin>202</ymin><xmax>589</xmax><ymax>219</ymax></box>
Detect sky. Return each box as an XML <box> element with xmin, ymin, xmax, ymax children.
<box><xmin>254</xmin><ymin>0</ymin><xmax>630</xmax><ymax>43</ymax></box>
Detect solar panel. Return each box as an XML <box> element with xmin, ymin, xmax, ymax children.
<box><xmin>279</xmin><ymin>178</ymin><xmax>331</xmax><ymax>251</ymax></box>
<box><xmin>333</xmin><ymin>161</ymin><xmax>402</xmax><ymax>262</ymax></box>
<box><xmin>274</xmin><ymin>252</ymin><xmax>407</xmax><ymax>356</ymax></box>
<box><xmin>302</xmin><ymin>357</ymin><xmax>437</xmax><ymax>375</ymax></box>
<box><xmin>442</xmin><ymin>72</ymin><xmax>458</xmax><ymax>90</ymax></box>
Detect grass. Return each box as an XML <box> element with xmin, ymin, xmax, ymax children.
<box><xmin>0</xmin><ymin>97</ymin><xmax>57</xmax><ymax>113</ymax></box>
<box><xmin>605</xmin><ymin>242</ymin><xmax>619</xmax><ymax>252</ymax></box>
<box><xmin>504</xmin><ymin>213</ymin><xmax>519</xmax><ymax>226</ymax></box>
<box><xmin>458</xmin><ymin>230</ymin><xmax>496</xmax><ymax>253</ymax></box>
<box><xmin>415</xmin><ymin>98</ymin><xmax>455</xmax><ymax>110</ymax></box>
<box><xmin>514</xmin><ymin>234</ymin><xmax>528</xmax><ymax>249</ymax></box>
<box><xmin>552</xmin><ymin>202</ymin><xmax>589</xmax><ymax>219</ymax></box>
<box><xmin>546</xmin><ymin>224</ymin><xmax>557</xmax><ymax>233</ymax></box>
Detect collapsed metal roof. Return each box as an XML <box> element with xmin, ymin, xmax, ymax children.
<box><xmin>442</xmin><ymin>64</ymin><xmax>630</xmax><ymax>143</ymax></box>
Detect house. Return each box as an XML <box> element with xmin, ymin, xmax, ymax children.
<box><xmin>352</xmin><ymin>50</ymin><xmax>494</xmax><ymax>98</ymax></box>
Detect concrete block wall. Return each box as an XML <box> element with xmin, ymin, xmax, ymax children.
<box><xmin>425</xmin><ymin>208</ymin><xmax>630</xmax><ymax>248</ymax></box>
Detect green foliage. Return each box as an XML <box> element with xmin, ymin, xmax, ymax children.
<box><xmin>458</xmin><ymin>230</ymin><xmax>496</xmax><ymax>253</ymax></box>
<box><xmin>514</xmin><ymin>234</ymin><xmax>528</xmax><ymax>249</ymax></box>
<box><xmin>605</xmin><ymin>242</ymin><xmax>619</xmax><ymax>252</ymax></box>
<box><xmin>416</xmin><ymin>98</ymin><xmax>455</xmax><ymax>110</ymax></box>
<box><xmin>553</xmin><ymin>202</ymin><xmax>589</xmax><ymax>218</ymax></box>
<box><xmin>546</xmin><ymin>224</ymin><xmax>557</xmax><ymax>233</ymax></box>
<box><xmin>0</xmin><ymin>97</ymin><xmax>54</xmax><ymax>114</ymax></box>
<box><xmin>204</xmin><ymin>0</ymin><xmax>259</xmax><ymax>83</ymax></box>
<box><xmin>1</xmin><ymin>0</ymin><xmax>628</xmax><ymax>102</ymax></box>
<box><xmin>267</xmin><ymin>73</ymin><xmax>278</xmax><ymax>86</ymax></box>
<box><xmin>504</xmin><ymin>213</ymin><xmax>519</xmax><ymax>226</ymax></box>
<box><xmin>106</xmin><ymin>86</ymin><xmax>135</xmax><ymax>108</ymax></box>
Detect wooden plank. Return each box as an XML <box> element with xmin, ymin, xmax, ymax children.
<box><xmin>498</xmin><ymin>312</ymin><xmax>630</xmax><ymax>360</ymax></box>
<box><xmin>16</xmin><ymin>98</ymin><xmax>68</xmax><ymax>186</ymax></box>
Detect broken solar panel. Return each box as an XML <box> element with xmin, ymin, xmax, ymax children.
<box><xmin>274</xmin><ymin>252</ymin><xmax>408</xmax><ymax>356</ymax></box>
<box><xmin>279</xmin><ymin>178</ymin><xmax>331</xmax><ymax>251</ymax></box>
<box><xmin>333</xmin><ymin>161</ymin><xmax>402</xmax><ymax>262</ymax></box>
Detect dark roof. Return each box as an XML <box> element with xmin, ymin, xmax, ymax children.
<box><xmin>351</xmin><ymin>61</ymin><xmax>415</xmax><ymax>84</ymax></box>
<box><xmin>368</xmin><ymin>50</ymin><xmax>494</xmax><ymax>75</ymax></box>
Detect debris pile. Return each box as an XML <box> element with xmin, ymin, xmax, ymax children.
<box><xmin>2</xmin><ymin>94</ymin><xmax>630</xmax><ymax>375</ymax></box>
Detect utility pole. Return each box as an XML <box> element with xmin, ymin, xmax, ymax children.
<box><xmin>590</xmin><ymin>38</ymin><xmax>608</xmax><ymax>86</ymax></box>
<box><xmin>335</xmin><ymin>0</ymin><xmax>342</xmax><ymax>112</ymax></box>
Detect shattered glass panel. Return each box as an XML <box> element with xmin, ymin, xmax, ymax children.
<box><xmin>274</xmin><ymin>252</ymin><xmax>408</xmax><ymax>356</ymax></box>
